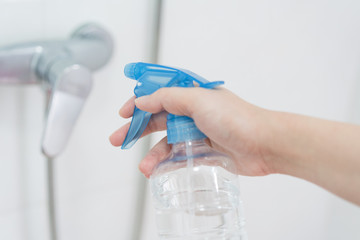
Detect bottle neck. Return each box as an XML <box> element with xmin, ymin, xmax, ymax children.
<box><xmin>171</xmin><ymin>139</ymin><xmax>207</xmax><ymax>154</ymax></box>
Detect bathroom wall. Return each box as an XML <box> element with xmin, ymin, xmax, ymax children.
<box><xmin>0</xmin><ymin>0</ymin><xmax>150</xmax><ymax>239</ymax></box>
<box><xmin>1</xmin><ymin>1</ymin><xmax>360</xmax><ymax>240</ymax></box>
<box><xmin>141</xmin><ymin>1</ymin><xmax>360</xmax><ymax>240</ymax></box>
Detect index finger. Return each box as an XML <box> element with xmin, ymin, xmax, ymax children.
<box><xmin>119</xmin><ymin>96</ymin><xmax>136</xmax><ymax>118</ymax></box>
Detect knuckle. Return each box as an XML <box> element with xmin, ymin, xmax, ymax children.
<box><xmin>148</xmin><ymin>148</ymin><xmax>162</xmax><ymax>160</ymax></box>
<box><xmin>155</xmin><ymin>88</ymin><xmax>168</xmax><ymax>98</ymax></box>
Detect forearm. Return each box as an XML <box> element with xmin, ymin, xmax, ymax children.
<box><xmin>265</xmin><ymin>111</ymin><xmax>360</xmax><ymax>205</ymax></box>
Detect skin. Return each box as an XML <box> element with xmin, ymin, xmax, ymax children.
<box><xmin>110</xmin><ymin>87</ymin><xmax>360</xmax><ymax>206</ymax></box>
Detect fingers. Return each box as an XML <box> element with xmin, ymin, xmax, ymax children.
<box><xmin>144</xmin><ymin>111</ymin><xmax>168</xmax><ymax>136</ymax></box>
<box><xmin>109</xmin><ymin>111</ymin><xmax>168</xmax><ymax>147</ymax></box>
<box><xmin>112</xmin><ymin>87</ymin><xmax>206</xmax><ymax>147</ymax></box>
<box><xmin>120</xmin><ymin>87</ymin><xmax>215</xmax><ymax>119</ymax></box>
<box><xmin>139</xmin><ymin>137</ymin><xmax>170</xmax><ymax>178</ymax></box>
<box><xmin>109</xmin><ymin>122</ymin><xmax>130</xmax><ymax>146</ymax></box>
<box><xmin>119</xmin><ymin>96</ymin><xmax>136</xmax><ymax>118</ymax></box>
<box><xmin>134</xmin><ymin>87</ymin><xmax>203</xmax><ymax>117</ymax></box>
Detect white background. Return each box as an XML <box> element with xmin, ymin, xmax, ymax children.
<box><xmin>1</xmin><ymin>0</ymin><xmax>360</xmax><ymax>240</ymax></box>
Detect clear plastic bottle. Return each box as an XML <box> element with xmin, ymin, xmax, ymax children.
<box><xmin>150</xmin><ymin>139</ymin><xmax>247</xmax><ymax>240</ymax></box>
<box><xmin>121</xmin><ymin>62</ymin><xmax>247</xmax><ymax>239</ymax></box>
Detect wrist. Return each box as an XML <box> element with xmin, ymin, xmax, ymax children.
<box><xmin>259</xmin><ymin>110</ymin><xmax>300</xmax><ymax>175</ymax></box>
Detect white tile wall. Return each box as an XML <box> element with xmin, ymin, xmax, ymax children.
<box><xmin>0</xmin><ymin>0</ymin><xmax>151</xmax><ymax>239</ymax></box>
<box><xmin>142</xmin><ymin>0</ymin><xmax>360</xmax><ymax>240</ymax></box>
<box><xmin>0</xmin><ymin>85</ymin><xmax>48</xmax><ymax>240</ymax></box>
<box><xmin>2</xmin><ymin>1</ymin><xmax>360</xmax><ymax>240</ymax></box>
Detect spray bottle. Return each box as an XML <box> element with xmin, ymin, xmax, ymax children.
<box><xmin>122</xmin><ymin>62</ymin><xmax>246</xmax><ymax>240</ymax></box>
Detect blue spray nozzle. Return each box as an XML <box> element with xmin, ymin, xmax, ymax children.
<box><xmin>124</xmin><ymin>63</ymin><xmax>138</xmax><ymax>79</ymax></box>
<box><xmin>121</xmin><ymin>62</ymin><xmax>224</xmax><ymax>149</ymax></box>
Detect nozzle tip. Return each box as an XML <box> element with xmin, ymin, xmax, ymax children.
<box><xmin>124</xmin><ymin>63</ymin><xmax>138</xmax><ymax>79</ymax></box>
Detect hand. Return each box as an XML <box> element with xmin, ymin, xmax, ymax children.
<box><xmin>110</xmin><ymin>86</ymin><xmax>360</xmax><ymax>205</ymax></box>
<box><xmin>110</xmin><ymin>87</ymin><xmax>275</xmax><ymax>178</ymax></box>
